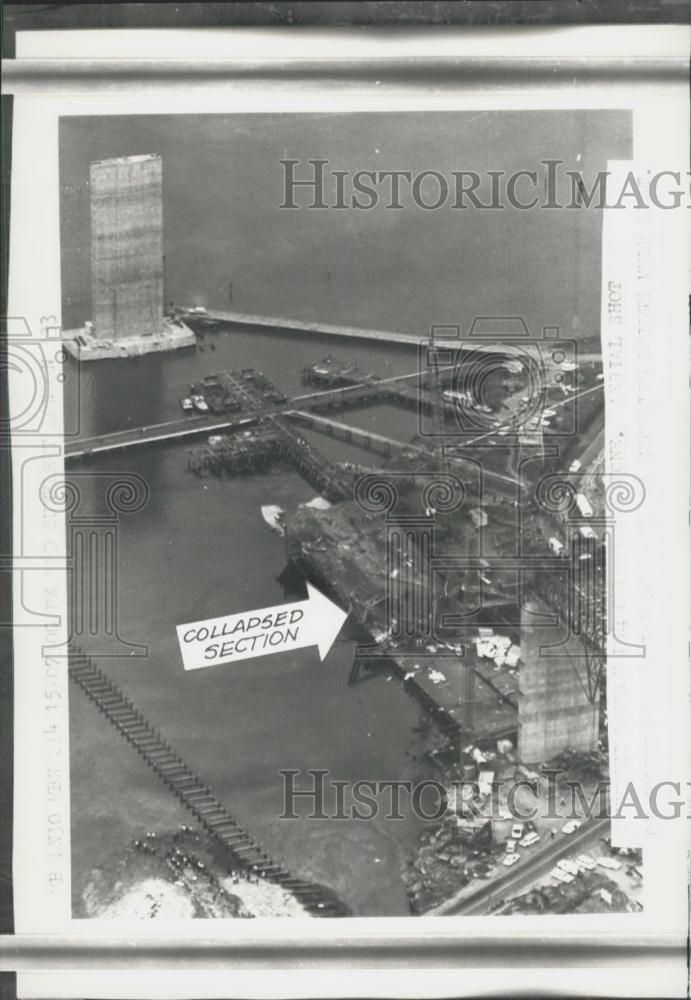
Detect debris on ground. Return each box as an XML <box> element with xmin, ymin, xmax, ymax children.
<box><xmin>79</xmin><ymin>826</ymin><xmax>311</xmax><ymax>919</ymax></box>
<box><xmin>501</xmin><ymin>869</ymin><xmax>640</xmax><ymax>914</ymax></box>
<box><xmin>545</xmin><ymin>747</ymin><xmax>609</xmax><ymax>781</ymax></box>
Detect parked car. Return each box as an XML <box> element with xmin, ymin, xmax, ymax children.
<box><xmin>561</xmin><ymin>820</ymin><xmax>582</xmax><ymax>835</ymax></box>
<box><xmin>557</xmin><ymin>858</ymin><xmax>580</xmax><ymax>876</ymax></box>
<box><xmin>502</xmin><ymin>853</ymin><xmax>520</xmax><ymax>867</ymax></box>
<box><xmin>550</xmin><ymin>867</ymin><xmax>574</xmax><ymax>884</ymax></box>
<box><xmin>575</xmin><ymin>492</ymin><xmax>593</xmax><ymax>517</ymax></box>
<box><xmin>597</xmin><ymin>856</ymin><xmax>622</xmax><ymax>871</ymax></box>
<box><xmin>511</xmin><ymin>823</ymin><xmax>525</xmax><ymax>840</ymax></box>
<box><xmin>548</xmin><ymin>536</ymin><xmax>565</xmax><ymax>557</ymax></box>
<box><xmin>519</xmin><ymin>831</ymin><xmax>540</xmax><ymax>848</ymax></box>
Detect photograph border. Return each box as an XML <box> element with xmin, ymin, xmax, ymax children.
<box><xmin>2</xmin><ymin>7</ymin><xmax>690</xmax><ymax>999</ymax></box>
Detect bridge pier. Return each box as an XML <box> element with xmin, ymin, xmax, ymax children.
<box><xmin>517</xmin><ymin>597</ymin><xmax>599</xmax><ymax>764</ymax></box>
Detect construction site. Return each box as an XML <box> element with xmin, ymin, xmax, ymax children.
<box><xmin>66</xmin><ymin>322</ymin><xmax>623</xmax><ymax>916</ymax></box>
<box><xmin>60</xmin><ymin>150</ymin><xmax>624</xmax><ymax>920</ymax></box>
<box><xmin>174</xmin><ymin>345</ymin><xmax>607</xmax><ymax>757</ymax></box>
<box><xmin>180</xmin><ymin>339</ymin><xmax>619</xmax><ymax>912</ymax></box>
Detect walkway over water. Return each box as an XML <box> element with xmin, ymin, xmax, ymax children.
<box><xmin>64</xmin><ymin>368</ymin><xmax>450</xmax><ymax>462</ymax></box>
<box><xmin>285</xmin><ymin>410</ymin><xmax>521</xmax><ymax>492</ymax></box>
<box><xmin>286</xmin><ymin>410</ymin><xmax>421</xmax><ymax>460</ymax></box>
<box><xmin>196</xmin><ymin>309</ymin><xmax>536</xmax><ymax>359</ymax></box>
<box><xmin>198</xmin><ymin>310</ymin><xmax>424</xmax><ymax>347</ymax></box>
<box><xmin>69</xmin><ymin>647</ymin><xmax>348</xmax><ymax>916</ymax></box>
<box><xmin>64</xmin><ymin>414</ymin><xmax>260</xmax><ymax>461</ymax></box>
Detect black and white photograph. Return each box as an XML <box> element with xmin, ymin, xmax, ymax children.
<box><xmin>57</xmin><ymin>109</ymin><xmax>641</xmax><ymax>920</ymax></box>
<box><xmin>3</xmin><ymin>14</ymin><xmax>690</xmax><ymax>1000</ymax></box>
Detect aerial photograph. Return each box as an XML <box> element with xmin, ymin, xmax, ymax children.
<box><xmin>59</xmin><ymin>110</ymin><xmax>642</xmax><ymax>919</ymax></box>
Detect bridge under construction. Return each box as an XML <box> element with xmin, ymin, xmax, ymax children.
<box><xmin>68</xmin><ymin>352</ymin><xmax>605</xmax><ymax>838</ymax></box>
<box><xmin>64</xmin><ymin>366</ymin><xmax>451</xmax><ymax>462</ymax></box>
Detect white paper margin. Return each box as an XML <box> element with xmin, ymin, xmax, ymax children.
<box><xmin>6</xmin><ymin>23</ymin><xmax>690</xmax><ymax>1000</ymax></box>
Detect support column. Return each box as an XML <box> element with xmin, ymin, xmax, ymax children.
<box><xmin>517</xmin><ymin>596</ymin><xmax>599</xmax><ymax>764</ymax></box>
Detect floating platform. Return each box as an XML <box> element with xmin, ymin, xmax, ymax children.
<box><xmin>62</xmin><ymin>318</ymin><xmax>196</xmax><ymax>361</ymax></box>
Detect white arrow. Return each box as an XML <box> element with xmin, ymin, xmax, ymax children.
<box><xmin>176</xmin><ymin>582</ymin><xmax>348</xmax><ymax>671</ymax></box>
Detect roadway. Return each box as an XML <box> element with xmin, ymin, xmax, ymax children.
<box><xmin>292</xmin><ymin>364</ymin><xmax>454</xmax><ymax>407</ymax></box>
<box><xmin>64</xmin><ymin>365</ymin><xmax>460</xmax><ymax>462</ymax></box>
<box><xmin>64</xmin><ymin>413</ymin><xmax>259</xmax><ymax>461</ymax></box>
<box><xmin>201</xmin><ymin>309</ymin><xmax>422</xmax><ymax>345</ymax></box>
<box><xmin>196</xmin><ymin>310</ymin><xmax>549</xmax><ymax>357</ymax></box>
<box><xmin>462</xmin><ymin>382</ymin><xmax>604</xmax><ymax>449</ymax></box>
<box><xmin>64</xmin><ymin>358</ymin><xmax>600</xmax><ymax>514</ymax></box>
<box><xmin>429</xmin><ymin>817</ymin><xmax>609</xmax><ymax>915</ymax></box>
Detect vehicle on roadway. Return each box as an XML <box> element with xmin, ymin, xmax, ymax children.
<box><xmin>597</xmin><ymin>856</ymin><xmax>622</xmax><ymax>871</ymax></box>
<box><xmin>548</xmin><ymin>536</ymin><xmax>565</xmax><ymax>557</ymax></box>
<box><xmin>575</xmin><ymin>492</ymin><xmax>594</xmax><ymax>517</ymax></box>
<box><xmin>557</xmin><ymin>858</ymin><xmax>580</xmax><ymax>876</ymax></box>
<box><xmin>443</xmin><ymin>389</ymin><xmax>471</xmax><ymax>407</ymax></box>
<box><xmin>569</xmin><ymin>459</ymin><xmax>582</xmax><ymax>473</ymax></box>
<box><xmin>190</xmin><ymin>394</ymin><xmax>209</xmax><ymax>413</ymax></box>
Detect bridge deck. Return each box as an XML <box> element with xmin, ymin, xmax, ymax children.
<box><xmin>64</xmin><ymin>367</ymin><xmax>442</xmax><ymax>461</ymax></box>
<box><xmin>196</xmin><ymin>310</ymin><xmax>533</xmax><ymax>359</ymax></box>
<box><xmin>286</xmin><ymin>410</ymin><xmax>520</xmax><ymax>492</ymax></box>
<box><xmin>286</xmin><ymin>410</ymin><xmax>416</xmax><ymax>458</ymax></box>
<box><xmin>199</xmin><ymin>310</ymin><xmax>424</xmax><ymax>346</ymax></box>
<box><xmin>64</xmin><ymin>413</ymin><xmax>259</xmax><ymax>460</ymax></box>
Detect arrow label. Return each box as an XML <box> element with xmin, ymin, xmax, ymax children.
<box><xmin>176</xmin><ymin>582</ymin><xmax>348</xmax><ymax>671</ymax></box>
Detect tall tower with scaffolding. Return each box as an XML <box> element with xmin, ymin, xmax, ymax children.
<box><xmin>90</xmin><ymin>154</ymin><xmax>164</xmax><ymax>341</ymax></box>
<box><xmin>65</xmin><ymin>153</ymin><xmax>194</xmax><ymax>360</ymax></box>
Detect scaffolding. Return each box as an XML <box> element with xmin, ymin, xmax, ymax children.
<box><xmin>90</xmin><ymin>154</ymin><xmax>164</xmax><ymax>341</ymax></box>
